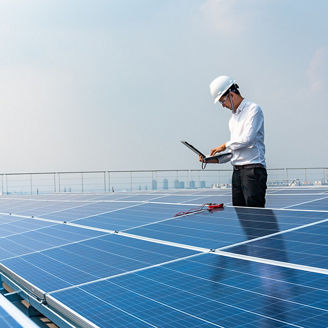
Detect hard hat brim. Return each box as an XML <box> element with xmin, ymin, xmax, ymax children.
<box><xmin>213</xmin><ymin>84</ymin><xmax>232</xmax><ymax>104</ymax></box>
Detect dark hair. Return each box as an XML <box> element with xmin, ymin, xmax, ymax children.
<box><xmin>223</xmin><ymin>83</ymin><xmax>241</xmax><ymax>96</ymax></box>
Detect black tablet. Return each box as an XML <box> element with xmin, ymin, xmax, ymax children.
<box><xmin>181</xmin><ymin>141</ymin><xmax>232</xmax><ymax>163</ymax></box>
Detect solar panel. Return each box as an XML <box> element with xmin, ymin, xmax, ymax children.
<box><xmin>144</xmin><ymin>194</ymin><xmax>226</xmax><ymax>204</ymax></box>
<box><xmin>47</xmin><ymin>253</ymin><xmax>328</xmax><ymax>328</ymax></box>
<box><xmin>72</xmin><ymin>203</ymin><xmax>198</xmax><ymax>231</ymax></box>
<box><xmin>265</xmin><ymin>194</ymin><xmax>328</xmax><ymax>209</ymax></box>
<box><xmin>41</xmin><ymin>201</ymin><xmax>143</xmax><ymax>221</ymax></box>
<box><xmin>2</xmin><ymin>234</ymin><xmax>198</xmax><ymax>294</ymax></box>
<box><xmin>225</xmin><ymin>220</ymin><xmax>328</xmax><ymax>270</ymax></box>
<box><xmin>0</xmin><ymin>187</ymin><xmax>327</xmax><ymax>327</ymax></box>
<box><xmin>288</xmin><ymin>196</ymin><xmax>328</xmax><ymax>211</ymax></box>
<box><xmin>0</xmin><ymin>223</ymin><xmax>106</xmax><ymax>261</ymax></box>
<box><xmin>127</xmin><ymin>207</ymin><xmax>328</xmax><ymax>249</ymax></box>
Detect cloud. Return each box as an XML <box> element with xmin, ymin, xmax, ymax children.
<box><xmin>307</xmin><ymin>47</ymin><xmax>328</xmax><ymax>93</ymax></box>
<box><xmin>199</xmin><ymin>0</ymin><xmax>252</xmax><ymax>36</ymax></box>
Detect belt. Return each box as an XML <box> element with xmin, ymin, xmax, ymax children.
<box><xmin>233</xmin><ymin>164</ymin><xmax>265</xmax><ymax>170</ymax></box>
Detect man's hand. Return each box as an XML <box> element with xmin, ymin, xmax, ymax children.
<box><xmin>210</xmin><ymin>143</ymin><xmax>226</xmax><ymax>156</ymax></box>
<box><xmin>199</xmin><ymin>155</ymin><xmax>218</xmax><ymax>164</ymax></box>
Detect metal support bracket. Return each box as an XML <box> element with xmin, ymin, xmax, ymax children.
<box><xmin>4</xmin><ymin>291</ymin><xmax>22</xmax><ymax>303</ymax></box>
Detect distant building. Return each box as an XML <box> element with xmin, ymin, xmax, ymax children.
<box><xmin>200</xmin><ymin>180</ymin><xmax>206</xmax><ymax>188</ymax></box>
<box><xmin>189</xmin><ymin>180</ymin><xmax>196</xmax><ymax>189</ymax></box>
<box><xmin>163</xmin><ymin>179</ymin><xmax>169</xmax><ymax>190</ymax></box>
<box><xmin>152</xmin><ymin>179</ymin><xmax>157</xmax><ymax>190</ymax></box>
<box><xmin>179</xmin><ymin>181</ymin><xmax>185</xmax><ymax>189</ymax></box>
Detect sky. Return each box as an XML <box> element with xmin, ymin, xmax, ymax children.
<box><xmin>0</xmin><ymin>0</ymin><xmax>327</xmax><ymax>172</ymax></box>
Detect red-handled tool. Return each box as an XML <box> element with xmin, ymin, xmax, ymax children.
<box><xmin>174</xmin><ymin>203</ymin><xmax>224</xmax><ymax>217</ymax></box>
<box><xmin>206</xmin><ymin>203</ymin><xmax>224</xmax><ymax>210</ymax></box>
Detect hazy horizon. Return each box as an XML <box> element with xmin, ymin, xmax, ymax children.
<box><xmin>0</xmin><ymin>0</ymin><xmax>327</xmax><ymax>173</ymax></box>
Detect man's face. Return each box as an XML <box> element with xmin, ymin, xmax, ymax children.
<box><xmin>219</xmin><ymin>92</ymin><xmax>232</xmax><ymax>110</ymax></box>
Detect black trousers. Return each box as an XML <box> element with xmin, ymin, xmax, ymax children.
<box><xmin>232</xmin><ymin>167</ymin><xmax>267</xmax><ymax>207</ymax></box>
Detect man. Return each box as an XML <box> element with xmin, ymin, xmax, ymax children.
<box><xmin>203</xmin><ymin>75</ymin><xmax>267</xmax><ymax>207</ymax></box>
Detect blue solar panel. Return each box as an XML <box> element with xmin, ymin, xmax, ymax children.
<box><xmin>288</xmin><ymin>196</ymin><xmax>328</xmax><ymax>211</ymax></box>
<box><xmin>2</xmin><ymin>234</ymin><xmax>198</xmax><ymax>293</ymax></box>
<box><xmin>28</xmin><ymin>201</ymin><xmax>90</xmax><ymax>216</ymax></box>
<box><xmin>114</xmin><ymin>194</ymin><xmax>171</xmax><ymax>201</ymax></box>
<box><xmin>0</xmin><ymin>217</ymin><xmax>56</xmax><ymax>237</ymax></box>
<box><xmin>4</xmin><ymin>201</ymin><xmax>59</xmax><ymax>216</ymax></box>
<box><xmin>36</xmin><ymin>194</ymin><xmax>100</xmax><ymax>201</ymax></box>
<box><xmin>147</xmin><ymin>194</ymin><xmax>233</xmax><ymax>205</ymax></box>
<box><xmin>267</xmin><ymin>188</ymin><xmax>328</xmax><ymax>195</ymax></box>
<box><xmin>0</xmin><ymin>188</ymin><xmax>328</xmax><ymax>327</ymax></box>
<box><xmin>41</xmin><ymin>201</ymin><xmax>141</xmax><ymax>221</ymax></box>
<box><xmin>0</xmin><ymin>200</ymin><xmax>31</xmax><ymax>213</ymax></box>
<box><xmin>0</xmin><ymin>223</ymin><xmax>105</xmax><ymax>261</ymax></box>
<box><xmin>190</xmin><ymin>194</ymin><xmax>232</xmax><ymax>204</ymax></box>
<box><xmin>79</xmin><ymin>192</ymin><xmax>167</xmax><ymax>202</ymax></box>
<box><xmin>127</xmin><ymin>207</ymin><xmax>328</xmax><ymax>249</ymax></box>
<box><xmin>48</xmin><ymin>253</ymin><xmax>328</xmax><ymax>328</ymax></box>
<box><xmin>191</xmin><ymin>189</ymin><xmax>232</xmax><ymax>195</ymax></box>
<box><xmin>225</xmin><ymin>220</ymin><xmax>328</xmax><ymax>269</ymax></box>
<box><xmin>265</xmin><ymin>194</ymin><xmax>328</xmax><ymax>209</ymax></box>
<box><xmin>73</xmin><ymin>202</ymin><xmax>196</xmax><ymax>231</ymax></box>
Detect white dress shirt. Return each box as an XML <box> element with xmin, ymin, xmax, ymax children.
<box><xmin>225</xmin><ymin>99</ymin><xmax>266</xmax><ymax>167</ymax></box>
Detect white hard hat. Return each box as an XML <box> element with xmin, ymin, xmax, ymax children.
<box><xmin>209</xmin><ymin>75</ymin><xmax>236</xmax><ymax>104</ymax></box>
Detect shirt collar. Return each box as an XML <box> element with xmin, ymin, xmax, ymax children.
<box><xmin>233</xmin><ymin>98</ymin><xmax>247</xmax><ymax>115</ymax></box>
